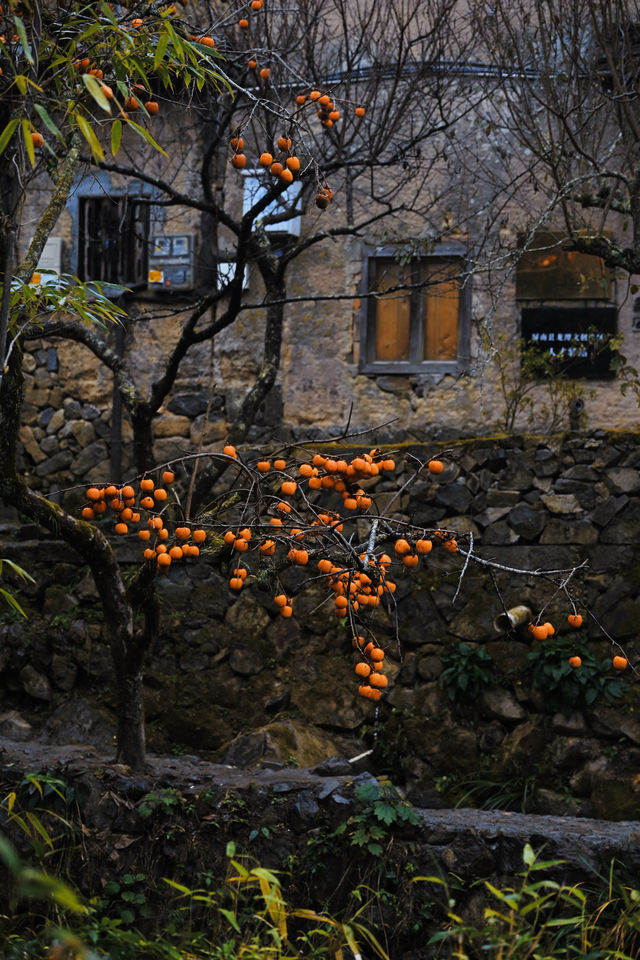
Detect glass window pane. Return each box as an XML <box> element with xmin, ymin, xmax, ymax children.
<box><xmin>372</xmin><ymin>262</ymin><xmax>411</xmax><ymax>361</ymax></box>
<box><xmin>516</xmin><ymin>230</ymin><xmax>610</xmax><ymax>300</ymax></box>
<box><xmin>423</xmin><ymin>262</ymin><xmax>459</xmax><ymax>360</ymax></box>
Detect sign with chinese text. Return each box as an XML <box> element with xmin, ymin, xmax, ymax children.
<box><xmin>521</xmin><ymin>307</ymin><xmax>617</xmax><ymax>379</ymax></box>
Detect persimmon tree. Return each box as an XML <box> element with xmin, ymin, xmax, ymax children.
<box><xmin>0</xmin><ymin>0</ymin><xmax>227</xmax><ymax>767</ymax></box>
<box><xmin>0</xmin><ymin>0</ymin><xmax>613</xmax><ymax>770</ymax></box>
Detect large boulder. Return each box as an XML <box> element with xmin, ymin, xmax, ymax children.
<box><xmin>224</xmin><ymin>719</ymin><xmax>342</xmax><ymax>768</ymax></box>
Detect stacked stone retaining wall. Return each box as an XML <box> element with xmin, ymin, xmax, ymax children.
<box><xmin>2</xmin><ymin>431</ymin><xmax>640</xmax><ymax>820</ymax></box>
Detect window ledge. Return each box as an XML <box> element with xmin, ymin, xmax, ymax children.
<box><xmin>360</xmin><ymin>360</ymin><xmax>466</xmax><ymax>376</ymax></box>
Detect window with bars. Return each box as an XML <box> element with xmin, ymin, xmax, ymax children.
<box><xmin>78</xmin><ymin>195</ymin><xmax>150</xmax><ymax>288</ymax></box>
<box><xmin>360</xmin><ymin>249</ymin><xmax>469</xmax><ymax>374</ymax></box>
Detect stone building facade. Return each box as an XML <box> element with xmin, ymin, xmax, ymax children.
<box><xmin>13</xmin><ymin>12</ymin><xmax>640</xmax><ymax>497</ymax></box>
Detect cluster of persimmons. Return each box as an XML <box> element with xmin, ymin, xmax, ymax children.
<box><xmin>228</xmin><ymin>0</ymin><xmax>366</xmax><ymax>211</ymax></box>
<box><xmin>80</xmin><ymin>443</ymin><xmax>627</xmax><ymax>702</ymax></box>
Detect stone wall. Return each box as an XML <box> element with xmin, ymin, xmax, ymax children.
<box><xmin>2</xmin><ymin>431</ymin><xmax>640</xmax><ymax>820</ymax></box>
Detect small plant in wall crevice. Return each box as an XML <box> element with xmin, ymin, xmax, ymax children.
<box><xmin>439</xmin><ymin>642</ymin><xmax>496</xmax><ymax>703</ymax></box>
<box><xmin>526</xmin><ymin>633</ymin><xmax>626</xmax><ymax>716</ymax></box>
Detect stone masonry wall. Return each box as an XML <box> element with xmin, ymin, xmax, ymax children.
<box><xmin>2</xmin><ymin>431</ymin><xmax>640</xmax><ymax>821</ymax></box>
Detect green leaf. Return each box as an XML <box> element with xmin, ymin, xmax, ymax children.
<box><xmin>13</xmin><ymin>16</ymin><xmax>34</xmax><ymax>64</ymax></box>
<box><xmin>111</xmin><ymin>119</ymin><xmax>122</xmax><ymax>157</ymax></box>
<box><xmin>523</xmin><ymin>843</ymin><xmax>535</xmax><ymax>866</ymax></box>
<box><xmin>25</xmin><ymin>811</ymin><xmax>54</xmax><ymax>849</ymax></box>
<box><xmin>219</xmin><ymin>908</ymin><xmax>240</xmax><ymax>933</ymax></box>
<box><xmin>126</xmin><ymin>120</ymin><xmax>167</xmax><ymax>157</ymax></box>
<box><xmin>82</xmin><ymin>73</ymin><xmax>112</xmax><ymax>113</ymax></box>
<box><xmin>163</xmin><ymin>878</ymin><xmax>191</xmax><ymax>895</ymax></box>
<box><xmin>21</xmin><ymin>118</ymin><xmax>36</xmax><ymax>167</ymax></box>
<box><xmin>226</xmin><ymin>840</ymin><xmax>236</xmax><ymax>858</ymax></box>
<box><xmin>0</xmin><ymin>587</ymin><xmax>27</xmax><ymax>617</ymax></box>
<box><xmin>34</xmin><ymin>104</ymin><xmax>65</xmax><ymax>144</ymax></box>
<box><xmin>373</xmin><ymin>802</ymin><xmax>398</xmax><ymax>825</ymax></box>
<box><xmin>355</xmin><ymin>782</ymin><xmax>379</xmax><ymax>803</ymax></box>
<box><xmin>0</xmin><ymin>118</ymin><xmax>19</xmax><ymax>156</ymax></box>
<box><xmin>19</xmin><ymin>867</ymin><xmax>87</xmax><ymax>913</ymax></box>
<box><xmin>15</xmin><ymin>74</ymin><xmax>27</xmax><ymax>94</ymax></box>
<box><xmin>75</xmin><ymin>112</ymin><xmax>104</xmax><ymax>162</ymax></box>
<box><xmin>154</xmin><ymin>33</ymin><xmax>169</xmax><ymax>71</ymax></box>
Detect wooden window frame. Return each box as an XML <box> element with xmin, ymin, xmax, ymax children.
<box><xmin>359</xmin><ymin>244</ymin><xmax>470</xmax><ymax>375</ymax></box>
<box><xmin>78</xmin><ymin>194</ymin><xmax>150</xmax><ymax>289</ymax></box>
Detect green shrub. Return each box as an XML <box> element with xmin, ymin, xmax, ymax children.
<box><xmin>439</xmin><ymin>643</ymin><xmax>495</xmax><ymax>703</ymax></box>
<box><xmin>526</xmin><ymin>633</ymin><xmax>626</xmax><ymax>716</ymax></box>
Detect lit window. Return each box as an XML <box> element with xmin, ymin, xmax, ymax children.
<box><xmin>360</xmin><ymin>248</ymin><xmax>469</xmax><ymax>373</ymax></box>
<box><xmin>516</xmin><ymin>230</ymin><xmax>611</xmax><ymax>300</ymax></box>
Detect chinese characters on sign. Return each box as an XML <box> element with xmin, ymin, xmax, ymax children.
<box><xmin>521</xmin><ymin>308</ymin><xmax>617</xmax><ymax>379</ymax></box>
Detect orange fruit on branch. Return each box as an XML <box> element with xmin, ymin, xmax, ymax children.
<box><xmin>428</xmin><ymin>459</ymin><xmax>444</xmax><ymax>474</ymax></box>
<box><xmin>369</xmin><ymin>672</ymin><xmax>388</xmax><ymax>688</ymax></box>
<box><xmin>569</xmin><ymin>656</ymin><xmax>582</xmax><ymax>668</ymax></box>
<box><xmin>613</xmin><ymin>655</ymin><xmax>628</xmax><ymax>670</ymax></box>
<box><xmin>567</xmin><ymin>613</ymin><xmax>582</xmax><ymax>628</ymax></box>
<box><xmin>394</xmin><ymin>538</ymin><xmax>411</xmax><ymax>556</ymax></box>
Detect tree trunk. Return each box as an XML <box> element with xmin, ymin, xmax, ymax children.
<box><xmin>115</xmin><ymin>669</ymin><xmax>146</xmax><ymax>768</ymax></box>
<box><xmin>0</xmin><ymin>346</ymin><xmax>150</xmax><ymax>769</ymax></box>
